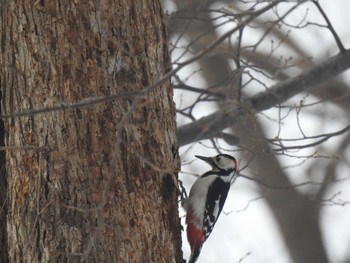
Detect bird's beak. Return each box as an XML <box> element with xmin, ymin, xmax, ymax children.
<box><xmin>195</xmin><ymin>155</ymin><xmax>215</xmax><ymax>167</ymax></box>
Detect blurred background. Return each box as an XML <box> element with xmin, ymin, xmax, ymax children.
<box><xmin>163</xmin><ymin>0</ymin><xmax>350</xmax><ymax>262</ymax></box>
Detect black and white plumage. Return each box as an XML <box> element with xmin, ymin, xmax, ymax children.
<box><xmin>182</xmin><ymin>154</ymin><xmax>238</xmax><ymax>263</ymax></box>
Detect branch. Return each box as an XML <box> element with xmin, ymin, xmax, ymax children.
<box><xmin>1</xmin><ymin>0</ymin><xmax>283</xmax><ymax>120</ymax></box>
<box><xmin>0</xmin><ymin>92</ymin><xmax>142</xmax><ymax>119</ymax></box>
<box><xmin>312</xmin><ymin>0</ymin><xmax>345</xmax><ymax>53</ymax></box>
<box><xmin>268</xmin><ymin>124</ymin><xmax>350</xmax><ymax>152</ymax></box>
<box><xmin>177</xmin><ymin>49</ymin><xmax>350</xmax><ymax>146</ymax></box>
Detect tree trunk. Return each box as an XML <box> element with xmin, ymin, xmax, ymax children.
<box><xmin>0</xmin><ymin>1</ymin><xmax>182</xmax><ymax>262</ymax></box>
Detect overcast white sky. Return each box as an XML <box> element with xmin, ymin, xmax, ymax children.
<box><xmin>166</xmin><ymin>1</ymin><xmax>350</xmax><ymax>262</ymax></box>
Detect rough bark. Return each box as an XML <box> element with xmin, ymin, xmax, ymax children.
<box><xmin>0</xmin><ymin>102</ymin><xmax>7</xmax><ymax>263</ymax></box>
<box><xmin>0</xmin><ymin>1</ymin><xmax>182</xmax><ymax>262</ymax></box>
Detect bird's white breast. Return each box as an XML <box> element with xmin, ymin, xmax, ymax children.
<box><xmin>186</xmin><ymin>175</ymin><xmax>217</xmax><ymax>226</ymax></box>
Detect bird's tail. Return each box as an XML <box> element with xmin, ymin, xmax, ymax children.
<box><xmin>186</xmin><ymin>212</ymin><xmax>204</xmax><ymax>263</ymax></box>
<box><xmin>188</xmin><ymin>245</ymin><xmax>202</xmax><ymax>263</ymax></box>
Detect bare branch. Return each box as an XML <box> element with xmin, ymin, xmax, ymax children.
<box><xmin>312</xmin><ymin>0</ymin><xmax>346</xmax><ymax>53</ymax></box>
<box><xmin>0</xmin><ymin>0</ymin><xmax>284</xmax><ymax>120</ymax></box>
<box><xmin>268</xmin><ymin>124</ymin><xmax>350</xmax><ymax>152</ymax></box>
<box><xmin>177</xmin><ymin>49</ymin><xmax>350</xmax><ymax>146</ymax></box>
<box><xmin>0</xmin><ymin>146</ymin><xmax>50</xmax><ymax>152</ymax></box>
<box><xmin>238</xmin><ymin>174</ymin><xmax>323</xmax><ymax>190</ymax></box>
<box><xmin>0</xmin><ymin>91</ymin><xmax>142</xmax><ymax>119</ymax></box>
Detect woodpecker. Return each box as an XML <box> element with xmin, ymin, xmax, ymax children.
<box><xmin>182</xmin><ymin>154</ymin><xmax>238</xmax><ymax>263</ymax></box>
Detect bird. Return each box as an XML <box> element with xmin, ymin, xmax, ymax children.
<box><xmin>182</xmin><ymin>154</ymin><xmax>238</xmax><ymax>263</ymax></box>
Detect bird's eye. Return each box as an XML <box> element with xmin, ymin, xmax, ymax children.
<box><xmin>216</xmin><ymin>156</ymin><xmax>221</xmax><ymax>162</ymax></box>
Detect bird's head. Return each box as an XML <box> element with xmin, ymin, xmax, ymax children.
<box><xmin>195</xmin><ymin>154</ymin><xmax>238</xmax><ymax>172</ymax></box>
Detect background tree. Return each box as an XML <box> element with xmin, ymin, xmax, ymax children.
<box><xmin>166</xmin><ymin>0</ymin><xmax>350</xmax><ymax>262</ymax></box>
<box><xmin>0</xmin><ymin>1</ymin><xmax>182</xmax><ymax>262</ymax></box>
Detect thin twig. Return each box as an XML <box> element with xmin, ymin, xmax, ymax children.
<box><xmin>312</xmin><ymin>0</ymin><xmax>346</xmax><ymax>52</ymax></box>
<box><xmin>238</xmin><ymin>173</ymin><xmax>322</xmax><ymax>190</ymax></box>
<box><xmin>269</xmin><ymin>124</ymin><xmax>350</xmax><ymax>152</ymax></box>
<box><xmin>0</xmin><ymin>146</ymin><xmax>50</xmax><ymax>152</ymax></box>
<box><xmin>177</xmin><ymin>49</ymin><xmax>350</xmax><ymax>146</ymax></box>
<box><xmin>0</xmin><ymin>0</ymin><xmax>284</xmax><ymax>120</ymax></box>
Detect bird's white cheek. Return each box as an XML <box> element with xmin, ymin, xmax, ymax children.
<box><xmin>221</xmin><ymin>171</ymin><xmax>236</xmax><ymax>183</ymax></box>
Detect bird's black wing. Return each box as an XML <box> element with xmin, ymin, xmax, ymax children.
<box><xmin>202</xmin><ymin>177</ymin><xmax>230</xmax><ymax>240</ymax></box>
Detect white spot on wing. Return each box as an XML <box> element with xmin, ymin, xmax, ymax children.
<box><xmin>213</xmin><ymin>195</ymin><xmax>221</xmax><ymax>220</ymax></box>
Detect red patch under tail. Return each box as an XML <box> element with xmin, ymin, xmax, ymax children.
<box><xmin>186</xmin><ymin>211</ymin><xmax>205</xmax><ymax>262</ymax></box>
